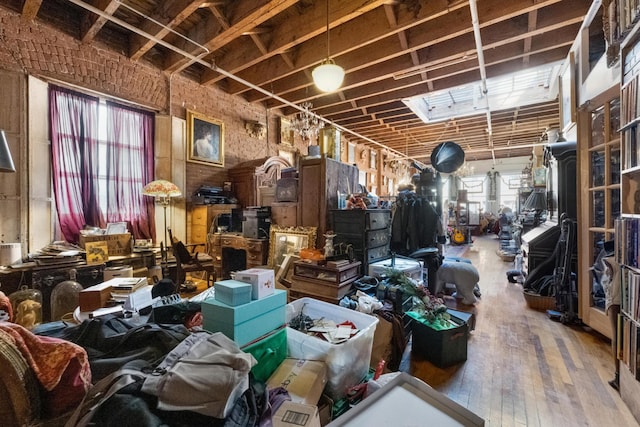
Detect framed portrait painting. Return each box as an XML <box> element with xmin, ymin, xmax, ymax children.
<box><xmin>187</xmin><ymin>110</ymin><xmax>224</xmax><ymax>167</ymax></box>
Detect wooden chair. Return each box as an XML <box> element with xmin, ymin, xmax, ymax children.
<box><xmin>167</xmin><ymin>228</ymin><xmax>215</xmax><ymax>288</ymax></box>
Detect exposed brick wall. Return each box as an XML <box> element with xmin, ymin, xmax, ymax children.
<box><xmin>0</xmin><ymin>6</ymin><xmax>309</xmax><ymax>201</ymax></box>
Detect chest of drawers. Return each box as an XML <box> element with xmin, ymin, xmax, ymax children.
<box><xmin>330</xmin><ymin>209</ymin><xmax>391</xmax><ymax>274</ymax></box>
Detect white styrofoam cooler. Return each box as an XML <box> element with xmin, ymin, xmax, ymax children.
<box><xmin>367</xmin><ymin>256</ymin><xmax>422</xmax><ymax>282</ymax></box>
<box><xmin>285</xmin><ymin>297</ymin><xmax>379</xmax><ymax>400</ymax></box>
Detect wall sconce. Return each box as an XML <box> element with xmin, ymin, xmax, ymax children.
<box><xmin>244</xmin><ymin>120</ymin><xmax>266</xmax><ymax>139</ymax></box>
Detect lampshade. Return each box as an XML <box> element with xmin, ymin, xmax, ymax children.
<box><xmin>0</xmin><ymin>130</ymin><xmax>16</xmax><ymax>173</ymax></box>
<box><xmin>312</xmin><ymin>0</ymin><xmax>344</xmax><ymax>93</ymax></box>
<box><xmin>142</xmin><ymin>180</ymin><xmax>182</xmax><ymax>204</ymax></box>
<box><xmin>523</xmin><ymin>190</ymin><xmax>547</xmax><ymax>211</ymax></box>
<box><xmin>312</xmin><ymin>59</ymin><xmax>345</xmax><ymax>92</ymax></box>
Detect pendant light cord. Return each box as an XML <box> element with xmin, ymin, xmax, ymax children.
<box><xmin>326</xmin><ymin>0</ymin><xmax>330</xmax><ymax>60</ymax></box>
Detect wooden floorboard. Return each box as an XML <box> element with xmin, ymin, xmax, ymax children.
<box><xmin>401</xmin><ymin>234</ymin><xmax>640</xmax><ymax>427</ymax></box>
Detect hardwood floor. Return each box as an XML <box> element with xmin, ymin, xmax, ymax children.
<box><xmin>400</xmin><ymin>234</ymin><xmax>639</xmax><ymax>427</ymax></box>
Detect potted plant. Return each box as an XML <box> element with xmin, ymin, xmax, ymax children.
<box><xmin>384</xmin><ymin>267</ymin><xmax>468</xmax><ymax>367</ymax></box>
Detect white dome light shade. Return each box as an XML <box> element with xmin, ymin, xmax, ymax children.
<box><xmin>312</xmin><ymin>59</ymin><xmax>345</xmax><ymax>92</ymax></box>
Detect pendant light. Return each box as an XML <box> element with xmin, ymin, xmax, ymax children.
<box><xmin>312</xmin><ymin>0</ymin><xmax>345</xmax><ymax>92</ymax></box>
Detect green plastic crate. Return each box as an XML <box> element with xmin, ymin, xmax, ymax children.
<box><xmin>242</xmin><ymin>327</ymin><xmax>287</xmax><ymax>381</ymax></box>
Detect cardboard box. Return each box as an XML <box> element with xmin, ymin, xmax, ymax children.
<box><xmin>235</xmin><ymin>268</ymin><xmax>275</xmax><ymax>300</ymax></box>
<box><xmin>273</xmin><ymin>401</ymin><xmax>321</xmax><ymax>427</ymax></box>
<box><xmin>79</xmin><ymin>233</ymin><xmax>132</xmax><ymax>256</ymax></box>
<box><xmin>78</xmin><ymin>282</ymin><xmax>113</xmax><ymax>312</ymax></box>
<box><xmin>267</xmin><ymin>358</ymin><xmax>327</xmax><ymax>406</ymax></box>
<box><xmin>214</xmin><ymin>280</ymin><xmax>252</xmax><ymax>306</ymax></box>
<box><xmin>202</xmin><ymin>289</ymin><xmax>286</xmax><ymax>346</ymax></box>
<box><xmin>408</xmin><ymin>312</ymin><xmax>469</xmax><ymax>368</ymax></box>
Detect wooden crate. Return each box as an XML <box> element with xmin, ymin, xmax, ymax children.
<box><xmin>292</xmin><ymin>260</ymin><xmax>361</xmax><ymax>286</ymax></box>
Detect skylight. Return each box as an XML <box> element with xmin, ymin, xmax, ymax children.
<box><xmin>404</xmin><ymin>61</ymin><xmax>563</xmax><ymax>123</ymax></box>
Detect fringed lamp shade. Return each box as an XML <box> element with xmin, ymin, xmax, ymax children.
<box><xmin>142</xmin><ymin>180</ymin><xmax>182</xmax><ymax>205</ymax></box>
<box><xmin>142</xmin><ymin>180</ymin><xmax>181</xmax><ymax>248</ymax></box>
<box><xmin>523</xmin><ymin>190</ymin><xmax>547</xmax><ymax>211</ymax></box>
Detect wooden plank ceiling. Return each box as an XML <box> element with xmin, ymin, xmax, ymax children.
<box><xmin>13</xmin><ymin>0</ymin><xmax>596</xmax><ymax>165</ymax></box>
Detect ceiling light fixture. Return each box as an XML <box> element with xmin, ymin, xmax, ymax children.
<box><xmin>312</xmin><ymin>0</ymin><xmax>345</xmax><ymax>92</ymax></box>
<box><xmin>292</xmin><ymin>102</ymin><xmax>322</xmax><ymax>143</ymax></box>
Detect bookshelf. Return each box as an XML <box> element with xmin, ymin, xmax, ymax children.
<box><xmin>617</xmin><ymin>4</ymin><xmax>640</xmax><ymax>420</ymax></box>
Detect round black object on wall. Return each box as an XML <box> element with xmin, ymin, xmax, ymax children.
<box><xmin>430</xmin><ymin>141</ymin><xmax>465</xmax><ymax>173</ymax></box>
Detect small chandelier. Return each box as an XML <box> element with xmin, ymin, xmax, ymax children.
<box><xmin>292</xmin><ymin>102</ymin><xmax>322</xmax><ymax>143</ymax></box>
<box><xmin>312</xmin><ymin>0</ymin><xmax>345</xmax><ymax>92</ymax></box>
<box><xmin>454</xmin><ymin>161</ymin><xmax>475</xmax><ymax>177</ymax></box>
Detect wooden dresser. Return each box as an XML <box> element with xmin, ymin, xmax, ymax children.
<box><xmin>207</xmin><ymin>233</ymin><xmax>268</xmax><ymax>280</ymax></box>
<box><xmin>330</xmin><ymin>209</ymin><xmax>391</xmax><ymax>274</ymax></box>
<box><xmin>190</xmin><ymin>204</ymin><xmax>239</xmax><ymax>245</ymax></box>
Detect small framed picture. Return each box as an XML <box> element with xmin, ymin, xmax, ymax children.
<box><xmin>533</xmin><ymin>167</ymin><xmax>547</xmax><ymax>187</ymax></box>
<box><xmin>105</xmin><ymin>222</ymin><xmax>127</xmax><ymax>234</ymax></box>
<box><xmin>187</xmin><ymin>110</ymin><xmax>224</xmax><ymax>167</ymax></box>
<box><xmin>279</xmin><ymin>117</ymin><xmax>294</xmax><ymax>145</ymax></box>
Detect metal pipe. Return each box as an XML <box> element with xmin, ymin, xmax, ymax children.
<box><xmin>469</xmin><ymin>0</ymin><xmax>495</xmax><ymax>162</ymax></box>
<box><xmin>65</xmin><ymin>0</ymin><xmax>411</xmax><ymax>160</ymax></box>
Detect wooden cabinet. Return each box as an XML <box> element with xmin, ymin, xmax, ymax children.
<box><xmin>228</xmin><ymin>156</ymin><xmax>292</xmax><ymax>208</ymax></box>
<box><xmin>330</xmin><ymin>209</ymin><xmax>391</xmax><ymax>274</ymax></box>
<box><xmin>271</xmin><ymin>202</ymin><xmax>298</xmax><ymax>227</ymax></box>
<box><xmin>189</xmin><ymin>204</ymin><xmax>239</xmax><ymax>245</ymax></box>
<box><xmin>298</xmin><ymin>157</ymin><xmax>359</xmax><ymax>247</ymax></box>
<box><xmin>207</xmin><ymin>233</ymin><xmax>267</xmax><ymax>280</ymax></box>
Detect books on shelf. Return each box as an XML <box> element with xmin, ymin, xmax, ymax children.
<box><xmin>619</xmin><ymin>314</ymin><xmax>640</xmax><ymax>380</ymax></box>
<box><xmin>615</xmin><ymin>217</ymin><xmax>640</xmax><ymax>268</ymax></box>
<box><xmin>622</xmin><ymin>266</ymin><xmax>640</xmax><ymax>321</ymax></box>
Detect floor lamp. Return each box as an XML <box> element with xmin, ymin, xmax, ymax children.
<box><xmin>142</xmin><ymin>179</ymin><xmax>182</xmax><ymax>250</ymax></box>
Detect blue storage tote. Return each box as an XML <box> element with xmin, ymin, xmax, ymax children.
<box><xmin>214</xmin><ymin>279</ymin><xmax>252</xmax><ymax>306</ymax></box>
<box><xmin>242</xmin><ymin>327</ymin><xmax>287</xmax><ymax>381</ymax></box>
<box><xmin>202</xmin><ymin>289</ymin><xmax>286</xmax><ymax>346</ymax></box>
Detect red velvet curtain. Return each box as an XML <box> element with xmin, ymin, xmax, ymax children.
<box><xmin>50</xmin><ymin>86</ymin><xmax>155</xmax><ymax>243</ymax></box>
<box><xmin>105</xmin><ymin>101</ymin><xmax>155</xmax><ymax>239</ymax></box>
<box><xmin>49</xmin><ymin>86</ymin><xmax>100</xmax><ymax>243</ymax></box>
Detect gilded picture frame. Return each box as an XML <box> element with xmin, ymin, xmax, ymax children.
<box><xmin>187</xmin><ymin>110</ymin><xmax>224</xmax><ymax>167</ymax></box>
<box><xmin>279</xmin><ymin>116</ymin><xmax>294</xmax><ymax>145</ymax></box>
<box><xmin>268</xmin><ymin>225</ymin><xmax>317</xmax><ymax>269</ymax></box>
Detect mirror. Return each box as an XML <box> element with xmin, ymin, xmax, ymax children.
<box><xmin>268</xmin><ymin>226</ymin><xmax>317</xmax><ymax>269</ymax></box>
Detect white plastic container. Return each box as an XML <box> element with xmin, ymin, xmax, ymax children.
<box><xmin>286</xmin><ymin>297</ymin><xmax>379</xmax><ymax>400</ymax></box>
